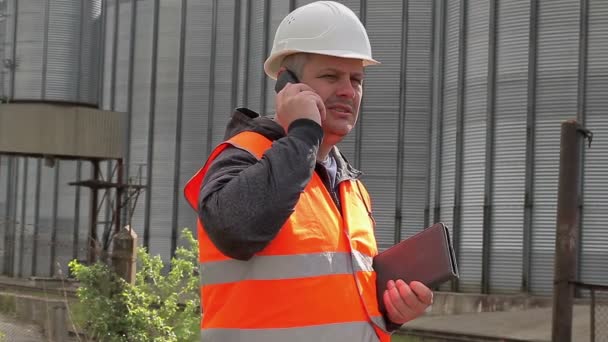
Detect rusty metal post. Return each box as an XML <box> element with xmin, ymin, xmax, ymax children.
<box><xmin>88</xmin><ymin>160</ymin><xmax>100</xmax><ymax>264</ymax></box>
<box><xmin>551</xmin><ymin>120</ymin><xmax>592</xmax><ymax>342</ymax></box>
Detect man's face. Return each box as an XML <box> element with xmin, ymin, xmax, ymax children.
<box><xmin>299</xmin><ymin>54</ymin><xmax>364</xmax><ymax>142</ymax></box>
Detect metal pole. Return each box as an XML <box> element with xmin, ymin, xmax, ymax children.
<box><xmin>590</xmin><ymin>288</ymin><xmax>595</xmax><ymax>342</ymax></box>
<box><xmin>551</xmin><ymin>120</ymin><xmax>591</xmax><ymax>342</ymax></box>
<box><xmin>88</xmin><ymin>160</ymin><xmax>100</xmax><ymax>263</ymax></box>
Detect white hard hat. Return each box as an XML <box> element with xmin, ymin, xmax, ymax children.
<box><xmin>264</xmin><ymin>1</ymin><xmax>379</xmax><ymax>80</ymax></box>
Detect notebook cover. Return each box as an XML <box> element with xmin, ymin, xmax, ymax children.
<box><xmin>372</xmin><ymin>222</ymin><xmax>459</xmax><ymax>314</ymax></box>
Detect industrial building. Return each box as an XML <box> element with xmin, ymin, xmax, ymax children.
<box><xmin>0</xmin><ymin>0</ymin><xmax>606</xmax><ymax>296</ymax></box>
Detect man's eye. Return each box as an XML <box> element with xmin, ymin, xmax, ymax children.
<box><xmin>322</xmin><ymin>74</ymin><xmax>337</xmax><ymax>80</ymax></box>
<box><xmin>352</xmin><ymin>78</ymin><xmax>363</xmax><ymax>85</ymax></box>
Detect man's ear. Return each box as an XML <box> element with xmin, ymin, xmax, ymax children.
<box><xmin>276</xmin><ymin>67</ymin><xmax>287</xmax><ymax>78</ymax></box>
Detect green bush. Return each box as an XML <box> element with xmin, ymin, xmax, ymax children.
<box><xmin>69</xmin><ymin>229</ymin><xmax>200</xmax><ymax>342</ymax></box>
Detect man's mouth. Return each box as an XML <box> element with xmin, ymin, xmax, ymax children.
<box><xmin>328</xmin><ymin>104</ymin><xmax>353</xmax><ymax>114</ymax></box>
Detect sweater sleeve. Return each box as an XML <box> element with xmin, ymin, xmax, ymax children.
<box><xmin>198</xmin><ymin>119</ymin><xmax>323</xmax><ymax>260</ymax></box>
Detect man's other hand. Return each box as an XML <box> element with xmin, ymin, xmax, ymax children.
<box><xmin>383</xmin><ymin>280</ymin><xmax>433</xmax><ymax>325</ymax></box>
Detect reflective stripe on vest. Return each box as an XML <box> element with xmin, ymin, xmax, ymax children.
<box><xmin>184</xmin><ymin>131</ymin><xmax>390</xmax><ymax>342</ymax></box>
<box><xmin>199</xmin><ymin>250</ymin><xmax>374</xmax><ymax>285</ymax></box>
<box><xmin>202</xmin><ymin>321</ymin><xmax>380</xmax><ymax>342</ymax></box>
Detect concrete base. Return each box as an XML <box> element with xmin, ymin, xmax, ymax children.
<box><xmin>428</xmin><ymin>291</ymin><xmax>553</xmax><ymax>316</ymax></box>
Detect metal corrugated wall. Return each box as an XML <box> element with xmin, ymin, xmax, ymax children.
<box><xmin>580</xmin><ymin>0</ymin><xmax>608</xmax><ymax>286</ymax></box>
<box><xmin>490</xmin><ymin>0</ymin><xmax>529</xmax><ymax>294</ymax></box>
<box><xmin>399</xmin><ymin>0</ymin><xmax>433</xmax><ymax>242</ymax></box>
<box><xmin>176</xmin><ymin>0</ymin><xmax>212</xmax><ymax>237</ymax></box>
<box><xmin>459</xmin><ymin>0</ymin><xmax>489</xmax><ymax>293</ymax></box>
<box><xmin>2</xmin><ymin>0</ymin><xmax>101</xmax><ymax>104</ymax></box>
<box><xmin>530</xmin><ymin>0</ymin><xmax>580</xmax><ymax>295</ymax></box>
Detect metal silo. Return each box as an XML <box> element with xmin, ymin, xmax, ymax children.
<box><xmin>430</xmin><ymin>0</ymin><xmax>608</xmax><ymax>295</ymax></box>
<box><xmin>0</xmin><ymin>0</ymin><xmax>102</xmax><ymax>105</ymax></box>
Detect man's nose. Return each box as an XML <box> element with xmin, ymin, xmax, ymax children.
<box><xmin>335</xmin><ymin>78</ymin><xmax>356</xmax><ymax>99</ymax></box>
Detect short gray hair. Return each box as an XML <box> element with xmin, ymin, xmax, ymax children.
<box><xmin>279</xmin><ymin>53</ymin><xmax>310</xmax><ymax>79</ymax></box>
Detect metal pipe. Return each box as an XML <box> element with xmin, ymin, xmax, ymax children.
<box><xmin>50</xmin><ymin>161</ymin><xmax>60</xmax><ymax>276</ymax></box>
<box><xmin>41</xmin><ymin>0</ymin><xmax>50</xmax><ymax>99</ymax></box>
<box><xmin>143</xmin><ymin>0</ymin><xmax>161</xmax><ymax>248</ymax></box>
<box><xmin>522</xmin><ymin>0</ymin><xmax>538</xmax><ymax>293</ymax></box>
<box><xmin>31</xmin><ymin>159</ymin><xmax>41</xmax><ymax>275</ymax></box>
<box><xmin>354</xmin><ymin>0</ymin><xmax>366</xmax><ymax>170</ymax></box>
<box><xmin>9</xmin><ymin>0</ymin><xmax>18</xmax><ymax>100</ymax></box>
<box><xmin>481</xmin><ymin>0</ymin><xmax>497</xmax><ymax>295</ymax></box>
<box><xmin>205</xmin><ymin>0</ymin><xmax>218</xmax><ymax>155</ymax></box>
<box><xmin>451</xmin><ymin>0</ymin><xmax>467</xmax><ymax>292</ymax></box>
<box><xmin>123</xmin><ymin>0</ymin><xmax>138</xmax><ymax>227</ymax></box>
<box><xmin>575</xmin><ymin>0</ymin><xmax>589</xmax><ymax>286</ymax></box>
<box><xmin>88</xmin><ymin>160</ymin><xmax>100</xmax><ymax>263</ymax></box>
<box><xmin>171</xmin><ymin>0</ymin><xmax>188</xmax><ymax>259</ymax></box>
<box><xmin>242</xmin><ymin>0</ymin><xmax>251</xmax><ymax>106</ymax></box>
<box><xmin>394</xmin><ymin>0</ymin><xmax>409</xmax><ymax>244</ymax></box>
<box><xmin>110</xmin><ymin>0</ymin><xmax>120</xmax><ymax>111</ymax></box>
<box><xmin>97</xmin><ymin>0</ymin><xmax>108</xmax><ymax>105</ymax></box>
<box><xmin>18</xmin><ymin>158</ymin><xmax>28</xmax><ymax>277</ymax></box>
<box><xmin>73</xmin><ymin>161</ymin><xmax>81</xmax><ymax>262</ymax></box>
<box><xmin>231</xmin><ymin>0</ymin><xmax>241</xmax><ymax>111</ymax></box>
<box><xmin>432</xmin><ymin>0</ymin><xmax>446</xmax><ymax>225</ymax></box>
<box><xmin>424</xmin><ymin>0</ymin><xmax>437</xmax><ymax>229</ymax></box>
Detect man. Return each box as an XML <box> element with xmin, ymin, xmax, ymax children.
<box><xmin>184</xmin><ymin>2</ymin><xmax>433</xmax><ymax>341</ymax></box>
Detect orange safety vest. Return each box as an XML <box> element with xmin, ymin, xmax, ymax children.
<box><xmin>184</xmin><ymin>131</ymin><xmax>390</xmax><ymax>342</ymax></box>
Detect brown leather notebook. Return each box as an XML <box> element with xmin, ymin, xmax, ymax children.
<box><xmin>373</xmin><ymin>222</ymin><xmax>459</xmax><ymax>313</ymax></box>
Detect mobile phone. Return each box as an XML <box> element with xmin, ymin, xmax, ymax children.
<box><xmin>274</xmin><ymin>69</ymin><xmax>299</xmax><ymax>93</ymax></box>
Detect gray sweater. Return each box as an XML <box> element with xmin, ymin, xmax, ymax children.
<box><xmin>198</xmin><ymin>108</ymin><xmax>362</xmax><ymax>261</ymax></box>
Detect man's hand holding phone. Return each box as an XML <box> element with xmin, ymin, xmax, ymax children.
<box><xmin>275</xmin><ymin>70</ymin><xmax>326</xmax><ymax>134</ymax></box>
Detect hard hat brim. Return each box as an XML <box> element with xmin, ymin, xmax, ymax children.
<box><xmin>264</xmin><ymin>49</ymin><xmax>380</xmax><ymax>80</ymax></box>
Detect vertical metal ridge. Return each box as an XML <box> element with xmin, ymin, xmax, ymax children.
<box><xmin>3</xmin><ymin>157</ymin><xmax>15</xmax><ymax>275</ymax></box>
<box><xmin>41</xmin><ymin>0</ymin><xmax>50</xmax><ymax>99</ymax></box>
<box><xmin>123</xmin><ymin>0</ymin><xmax>138</xmax><ymax>227</ymax></box>
<box><xmin>433</xmin><ymin>0</ymin><xmax>446</xmax><ymax>225</ymax></box>
<box><xmin>289</xmin><ymin>0</ymin><xmax>296</xmax><ymax>12</ymax></box>
<box><xmin>171</xmin><ymin>0</ymin><xmax>188</xmax><ymax>259</ymax></box>
<box><xmin>73</xmin><ymin>160</ymin><xmax>81</xmax><ymax>261</ymax></box>
<box><xmin>482</xmin><ymin>0</ymin><xmax>497</xmax><ymax>295</ymax></box>
<box><xmin>260</xmin><ymin>0</ymin><xmax>270</xmax><ymax>114</ymax></box>
<box><xmin>143</xmin><ymin>0</ymin><xmax>161</xmax><ymax>248</ymax></box>
<box><xmin>242</xmin><ymin>0</ymin><xmax>251</xmax><ymax>106</ymax></box>
<box><xmin>10</xmin><ymin>158</ymin><xmax>18</xmax><ymax>276</ymax></box>
<box><xmin>111</xmin><ymin>0</ymin><xmax>120</xmax><ymax>111</ymax></box>
<box><xmin>50</xmin><ymin>162</ymin><xmax>60</xmax><ymax>276</ymax></box>
<box><xmin>231</xmin><ymin>0</ymin><xmax>241</xmax><ymax>111</ymax></box>
<box><xmin>575</xmin><ymin>0</ymin><xmax>588</xmax><ymax>284</ymax></box>
<box><xmin>18</xmin><ymin>158</ymin><xmax>28</xmax><ymax>277</ymax></box>
<box><xmin>522</xmin><ymin>0</ymin><xmax>538</xmax><ymax>293</ymax></box>
<box><xmin>452</xmin><ymin>0</ymin><xmax>467</xmax><ymax>292</ymax></box>
<box><xmin>76</xmin><ymin>1</ymin><xmax>85</xmax><ymax>102</ymax></box>
<box><xmin>424</xmin><ymin>0</ymin><xmax>438</xmax><ymax>228</ymax></box>
<box><xmin>394</xmin><ymin>0</ymin><xmax>409</xmax><ymax>244</ymax></box>
<box><xmin>31</xmin><ymin>159</ymin><xmax>41</xmax><ymax>276</ymax></box>
<box><xmin>205</xmin><ymin>0</ymin><xmax>218</xmax><ymax>155</ymax></box>
<box><xmin>354</xmin><ymin>0</ymin><xmax>366</xmax><ymax>170</ymax></box>
<box><xmin>98</xmin><ymin>0</ymin><xmax>108</xmax><ymax>106</ymax></box>
<box><xmin>9</xmin><ymin>0</ymin><xmax>18</xmax><ymax>100</ymax></box>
